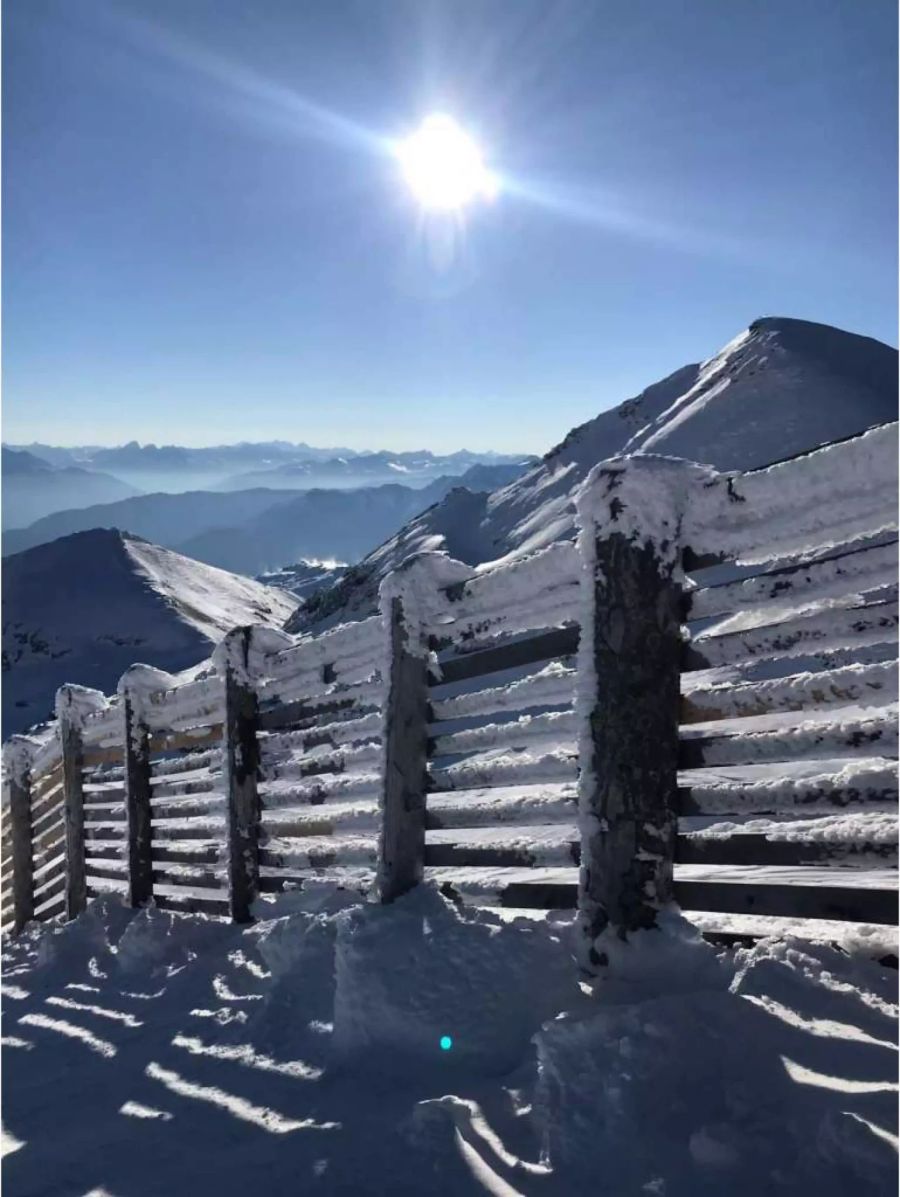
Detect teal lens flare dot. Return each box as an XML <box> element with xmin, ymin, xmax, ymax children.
<box><xmin>439</xmin><ymin>1035</ymin><xmax>453</xmax><ymax>1051</ymax></box>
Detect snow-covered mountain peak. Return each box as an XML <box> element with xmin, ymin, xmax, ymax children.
<box><xmin>295</xmin><ymin>316</ymin><xmax>897</xmax><ymax>630</ymax></box>
<box><xmin>2</xmin><ymin>528</ymin><xmax>297</xmax><ymax>735</ymax></box>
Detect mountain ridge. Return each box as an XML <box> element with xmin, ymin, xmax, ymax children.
<box><xmin>294</xmin><ymin>317</ymin><xmax>898</xmax><ymax>630</ymax></box>
<box><xmin>2</xmin><ymin>528</ymin><xmax>297</xmax><ymax>736</ymax></box>
<box><xmin>2</xmin><ymin>447</ymin><xmax>142</xmax><ymax>530</ymax></box>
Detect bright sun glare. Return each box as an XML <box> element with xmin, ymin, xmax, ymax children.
<box><xmin>396</xmin><ymin>114</ymin><xmax>498</xmax><ymax>212</ymax></box>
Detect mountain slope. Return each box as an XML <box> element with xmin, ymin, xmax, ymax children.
<box><xmin>177</xmin><ymin>463</ymin><xmax>528</xmax><ymax>574</ymax></box>
<box><xmin>1</xmin><ymin>489</ymin><xmax>301</xmax><ymax>559</ymax></box>
<box><xmin>2</xmin><ymin>447</ymin><xmax>141</xmax><ymax>530</ymax></box>
<box><xmin>2</xmin><ymin>448</ymin><xmax>55</xmax><ymax>475</ymax></box>
<box><xmin>2</xmin><ymin>529</ymin><xmax>297</xmax><ymax>735</ymax></box>
<box><xmin>296</xmin><ymin>317</ymin><xmax>898</xmax><ymax>629</ymax></box>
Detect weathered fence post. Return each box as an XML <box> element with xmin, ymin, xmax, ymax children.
<box><xmin>574</xmin><ymin>457</ymin><xmax>698</xmax><ymax>970</ymax></box>
<box><xmin>56</xmin><ymin>685</ymin><xmax>106</xmax><ymax>920</ymax></box>
<box><xmin>4</xmin><ymin>736</ymin><xmax>37</xmax><ymax>933</ymax></box>
<box><xmin>376</xmin><ymin>558</ymin><xmax>435</xmax><ymax>903</ymax></box>
<box><xmin>118</xmin><ymin>670</ymin><xmax>155</xmax><ymax>908</ymax></box>
<box><xmin>214</xmin><ymin>626</ymin><xmax>291</xmax><ymax>924</ymax></box>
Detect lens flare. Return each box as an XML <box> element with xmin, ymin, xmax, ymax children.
<box><xmin>396</xmin><ymin>115</ymin><xmax>498</xmax><ymax>212</ymax></box>
<box><xmin>439</xmin><ymin>1035</ymin><xmax>453</xmax><ymax>1051</ymax></box>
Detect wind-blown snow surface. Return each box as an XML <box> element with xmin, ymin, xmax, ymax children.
<box><xmin>297</xmin><ymin>317</ymin><xmax>897</xmax><ymax>629</ymax></box>
<box><xmin>2</xmin><ymin>529</ymin><xmax>297</xmax><ymax>736</ymax></box>
<box><xmin>2</xmin><ymin>887</ymin><xmax>897</xmax><ymax>1196</ymax></box>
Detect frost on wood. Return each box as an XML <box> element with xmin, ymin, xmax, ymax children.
<box><xmin>682</xmin><ymin>659</ymin><xmax>898</xmax><ymax>721</ymax></box>
<box><xmin>430</xmin><ymin>542</ymin><xmax>581</xmax><ymax>642</ymax></box>
<box><xmin>375</xmin><ymin>556</ymin><xmax>470</xmax><ymax>904</ymax></box>
<box><xmin>116</xmin><ymin>666</ymin><xmax>164</xmax><ymax>907</ymax></box>
<box><xmin>55</xmin><ymin>685</ymin><xmax>102</xmax><ymax>920</ymax></box>
<box><xmin>378</xmin><ymin>551</ymin><xmax>475</xmax><ymax>660</ymax></box>
<box><xmin>2</xmin><ymin>734</ymin><xmax>38</xmax><ymax>788</ymax></box>
<box><xmin>117</xmin><ymin>664</ymin><xmax>178</xmax><ymax>752</ymax></box>
<box><xmin>3</xmin><ymin>734</ymin><xmax>40</xmax><ymax>931</ymax></box>
<box><xmin>54</xmin><ymin>683</ymin><xmax>109</xmax><ymax>727</ymax></box>
<box><xmin>430</xmin><ymin>660</ymin><xmax>575</xmax><ymax>722</ymax></box>
<box><xmin>679</xmin><ymin>756</ymin><xmax>898</xmax><ymax>814</ymax></box>
<box><xmin>574</xmin><ymin>456</ymin><xmax>692</xmax><ymax>969</ymax></box>
<box><xmin>212</xmin><ymin>624</ymin><xmax>294</xmax><ymax>688</ymax></box>
<box><xmin>574</xmin><ymin>454</ymin><xmax>716</xmax><ymax>577</ymax></box>
<box><xmin>376</xmin><ymin>586</ymin><xmax>430</xmax><ymax>903</ymax></box>
<box><xmin>685</xmin><ymin>422</ymin><xmax>898</xmax><ymax>566</ymax></box>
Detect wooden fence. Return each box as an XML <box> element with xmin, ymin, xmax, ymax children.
<box><xmin>2</xmin><ymin>422</ymin><xmax>897</xmax><ymax>965</ymax></box>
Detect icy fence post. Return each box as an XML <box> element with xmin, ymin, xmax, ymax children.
<box><xmin>56</xmin><ymin>685</ymin><xmax>106</xmax><ymax>920</ymax></box>
<box><xmin>4</xmin><ymin>736</ymin><xmax>36</xmax><ymax>933</ymax></box>
<box><xmin>118</xmin><ymin>669</ymin><xmax>156</xmax><ymax>908</ymax></box>
<box><xmin>221</xmin><ymin>628</ymin><xmax>262</xmax><ymax>924</ymax></box>
<box><xmin>376</xmin><ymin>558</ymin><xmax>434</xmax><ymax>903</ymax></box>
<box><xmin>216</xmin><ymin>625</ymin><xmax>292</xmax><ymax>924</ymax></box>
<box><xmin>574</xmin><ymin>457</ymin><xmax>701</xmax><ymax>970</ymax></box>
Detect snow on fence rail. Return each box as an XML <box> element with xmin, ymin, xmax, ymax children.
<box><xmin>2</xmin><ymin>423</ymin><xmax>897</xmax><ymax>965</ymax></box>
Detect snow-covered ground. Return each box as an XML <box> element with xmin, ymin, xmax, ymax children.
<box><xmin>2</xmin><ymin>886</ymin><xmax>897</xmax><ymax>1196</ymax></box>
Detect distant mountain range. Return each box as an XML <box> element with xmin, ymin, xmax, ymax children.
<box><xmin>294</xmin><ymin>317</ymin><xmax>899</xmax><ymax>630</ymax></box>
<box><xmin>3</xmin><ymin>440</ymin><xmax>532</xmax><ymax>498</ymax></box>
<box><xmin>2</xmin><ymin>529</ymin><xmax>297</xmax><ymax>736</ymax></box>
<box><xmin>2</xmin><ymin>447</ymin><xmax>141</xmax><ymax>530</ymax></box>
<box><xmin>2</xmin><ymin>462</ymin><xmax>529</xmax><ymax>576</ymax></box>
<box><xmin>213</xmin><ymin>451</ymin><xmax>534</xmax><ymax>492</ymax></box>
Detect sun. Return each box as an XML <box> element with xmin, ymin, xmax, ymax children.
<box><xmin>396</xmin><ymin>114</ymin><xmax>498</xmax><ymax>212</ymax></box>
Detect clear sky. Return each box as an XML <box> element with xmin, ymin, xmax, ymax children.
<box><xmin>3</xmin><ymin>0</ymin><xmax>897</xmax><ymax>453</ymax></box>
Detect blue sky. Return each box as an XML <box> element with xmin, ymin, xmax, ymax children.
<box><xmin>3</xmin><ymin>0</ymin><xmax>897</xmax><ymax>453</ymax></box>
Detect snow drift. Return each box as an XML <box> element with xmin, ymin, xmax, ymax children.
<box><xmin>2</xmin><ymin>886</ymin><xmax>896</xmax><ymax>1196</ymax></box>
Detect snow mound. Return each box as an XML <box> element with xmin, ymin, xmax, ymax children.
<box><xmin>2</xmin><ymin>890</ymin><xmax>896</xmax><ymax>1195</ymax></box>
<box><xmin>536</xmin><ymin>927</ymin><xmax>898</xmax><ymax>1195</ymax></box>
<box><xmin>332</xmin><ymin>885</ymin><xmax>580</xmax><ymax>1074</ymax></box>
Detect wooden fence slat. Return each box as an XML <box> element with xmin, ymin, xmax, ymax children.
<box><xmin>675</xmin><ymin>833</ymin><xmax>897</xmax><ymax>868</ymax></box>
<box><xmin>433</xmin><ymin>626</ymin><xmax>578</xmax><ymax>687</ymax></box>
<box><xmin>677</xmin><ymin>773</ymin><xmax>898</xmax><ymax>816</ymax></box>
<box><xmin>152</xmin><ymin>894</ymin><xmax>229</xmax><ymax>916</ymax></box>
<box><xmin>258</xmin><ymin>694</ymin><xmax>369</xmax><ymax>734</ymax></box>
<box><xmin>672</xmin><ymin>879</ymin><xmax>898</xmax><ymax>924</ymax></box>
<box><xmin>687</xmin><ymin>537</ymin><xmax>899</xmax><ymax>622</ymax></box>
<box><xmin>678</xmin><ymin>707</ymin><xmax>897</xmax><ymax>769</ymax></box>
<box><xmin>680</xmin><ymin>659</ymin><xmax>898</xmax><ymax>723</ymax></box>
<box><xmin>684</xmin><ymin>597</ymin><xmax>898</xmax><ymax>672</ymax></box>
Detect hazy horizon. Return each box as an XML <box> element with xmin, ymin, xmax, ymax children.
<box><xmin>4</xmin><ymin>436</ymin><xmax>534</xmax><ymax>455</ymax></box>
